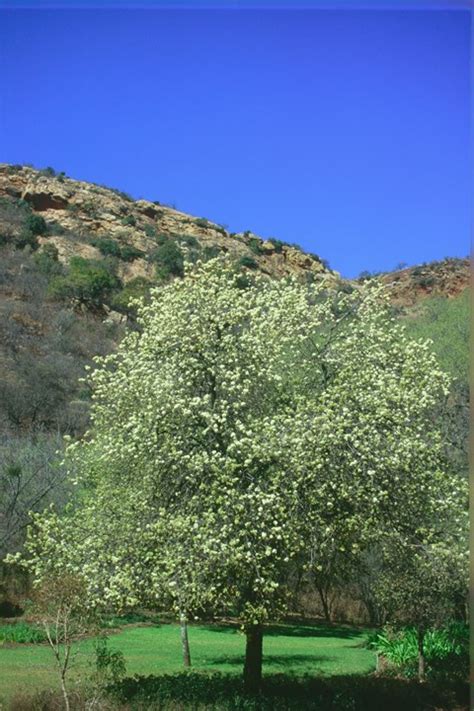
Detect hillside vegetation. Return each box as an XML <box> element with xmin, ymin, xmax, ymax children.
<box><xmin>0</xmin><ymin>163</ymin><xmax>469</xmax><ymax>616</ymax></box>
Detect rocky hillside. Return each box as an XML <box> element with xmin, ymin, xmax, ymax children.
<box><xmin>379</xmin><ymin>258</ymin><xmax>470</xmax><ymax>306</ymax></box>
<box><xmin>0</xmin><ymin>163</ymin><xmax>336</xmax><ymax>289</ymax></box>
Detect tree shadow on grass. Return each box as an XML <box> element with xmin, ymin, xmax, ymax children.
<box><xmin>200</xmin><ymin>622</ymin><xmax>360</xmax><ymax>640</ymax></box>
<box><xmin>264</xmin><ymin>624</ymin><xmax>360</xmax><ymax>639</ymax></box>
<box><xmin>206</xmin><ymin>653</ymin><xmax>337</xmax><ymax>668</ymax></box>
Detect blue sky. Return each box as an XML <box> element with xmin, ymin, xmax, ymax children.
<box><xmin>0</xmin><ymin>6</ymin><xmax>470</xmax><ymax>277</ymax></box>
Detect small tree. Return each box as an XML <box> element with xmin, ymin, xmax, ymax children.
<box><xmin>32</xmin><ymin>574</ymin><xmax>95</xmax><ymax>711</ymax></box>
<box><xmin>375</xmin><ymin>530</ymin><xmax>467</xmax><ymax>681</ymax></box>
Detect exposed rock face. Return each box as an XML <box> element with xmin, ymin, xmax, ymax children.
<box><xmin>0</xmin><ymin>165</ymin><xmax>337</xmax><ymax>284</ymax></box>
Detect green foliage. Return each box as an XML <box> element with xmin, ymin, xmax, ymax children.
<box><xmin>91</xmin><ymin>237</ymin><xmax>144</xmax><ymax>262</ymax></box>
<box><xmin>14</xmin><ymin>229</ymin><xmax>39</xmax><ymax>251</ymax></box>
<box><xmin>368</xmin><ymin>623</ymin><xmax>468</xmax><ymax>679</ymax></box>
<box><xmin>238</xmin><ymin>255</ymin><xmax>258</xmax><ymax>270</ymax></box>
<box><xmin>119</xmin><ymin>245</ymin><xmax>144</xmax><ymax>262</ymax></box>
<box><xmin>121</xmin><ymin>215</ymin><xmax>136</xmax><ymax>227</ymax></box>
<box><xmin>91</xmin><ymin>238</ymin><xmax>121</xmax><ymax>258</ymax></box>
<box><xmin>109</xmin><ymin>671</ymin><xmax>467</xmax><ymax>710</ymax></box>
<box><xmin>248</xmin><ymin>238</ymin><xmax>263</xmax><ymax>255</ymax></box>
<box><xmin>151</xmin><ymin>240</ymin><xmax>184</xmax><ymax>280</ymax></box>
<box><xmin>357</xmin><ymin>270</ymin><xmax>382</xmax><ymax>281</ymax></box>
<box><xmin>268</xmin><ymin>238</ymin><xmax>301</xmax><ymax>253</ymax></box>
<box><xmin>111</xmin><ymin>277</ymin><xmax>153</xmax><ymax>314</ymax></box>
<box><xmin>403</xmin><ymin>291</ymin><xmax>469</xmax><ymax>382</ymax></box>
<box><xmin>46</xmin><ymin>220</ymin><xmax>65</xmax><ymax>236</ymax></box>
<box><xmin>48</xmin><ymin>257</ymin><xmax>121</xmax><ymax>306</ymax></box>
<box><xmin>194</xmin><ymin>218</ymin><xmax>210</xmax><ymax>229</ymax></box>
<box><xmin>92</xmin><ymin>635</ymin><xmax>126</xmax><ymax>684</ymax></box>
<box><xmin>202</xmin><ymin>245</ymin><xmax>221</xmax><ymax>261</ymax></box>
<box><xmin>174</xmin><ymin>234</ymin><xmax>200</xmax><ymax>249</ymax></box>
<box><xmin>33</xmin><ymin>244</ymin><xmax>63</xmax><ymax>277</ymax></box>
<box><xmin>39</xmin><ymin>167</ymin><xmax>57</xmax><ymax>178</ymax></box>
<box><xmin>143</xmin><ymin>224</ymin><xmax>156</xmax><ymax>239</ymax></box>
<box><xmin>0</xmin><ymin>621</ymin><xmax>47</xmax><ymax>644</ymax></box>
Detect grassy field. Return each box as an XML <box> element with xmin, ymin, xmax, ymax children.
<box><xmin>0</xmin><ymin>621</ymin><xmax>375</xmax><ymax>702</ymax></box>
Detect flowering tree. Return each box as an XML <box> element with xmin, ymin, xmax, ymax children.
<box><xmin>16</xmin><ymin>259</ymin><xmax>456</xmax><ymax>691</ymax></box>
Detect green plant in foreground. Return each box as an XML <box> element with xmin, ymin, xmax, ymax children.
<box><xmin>368</xmin><ymin>622</ymin><xmax>468</xmax><ymax>680</ymax></box>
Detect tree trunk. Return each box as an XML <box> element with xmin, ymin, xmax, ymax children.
<box><xmin>417</xmin><ymin>628</ymin><xmax>426</xmax><ymax>682</ymax></box>
<box><xmin>60</xmin><ymin>673</ymin><xmax>70</xmax><ymax>711</ymax></box>
<box><xmin>316</xmin><ymin>583</ymin><xmax>332</xmax><ymax>622</ymax></box>
<box><xmin>243</xmin><ymin>624</ymin><xmax>263</xmax><ymax>693</ymax></box>
<box><xmin>180</xmin><ymin>613</ymin><xmax>191</xmax><ymax>667</ymax></box>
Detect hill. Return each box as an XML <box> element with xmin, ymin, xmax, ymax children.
<box><xmin>0</xmin><ymin>163</ymin><xmax>468</xmax><ymax>581</ymax></box>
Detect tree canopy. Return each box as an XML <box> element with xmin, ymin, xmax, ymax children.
<box><xmin>16</xmin><ymin>259</ymin><xmax>465</xmax><ymax>690</ymax></box>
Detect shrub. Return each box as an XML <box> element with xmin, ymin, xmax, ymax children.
<box><xmin>33</xmin><ymin>244</ymin><xmax>63</xmax><ymax>277</ymax></box>
<box><xmin>39</xmin><ymin>166</ymin><xmax>57</xmax><ymax>177</ymax></box>
<box><xmin>121</xmin><ymin>215</ymin><xmax>136</xmax><ymax>227</ymax></box>
<box><xmin>25</xmin><ymin>214</ymin><xmax>47</xmax><ymax>236</ymax></box>
<box><xmin>248</xmin><ymin>238</ymin><xmax>263</xmax><ymax>255</ymax></box>
<box><xmin>368</xmin><ymin>623</ymin><xmax>468</xmax><ymax>680</ymax></box>
<box><xmin>174</xmin><ymin>234</ymin><xmax>200</xmax><ymax>249</ymax></box>
<box><xmin>238</xmin><ymin>255</ymin><xmax>258</xmax><ymax>270</ymax></box>
<box><xmin>269</xmin><ymin>238</ymin><xmax>302</xmax><ymax>253</ymax></box>
<box><xmin>194</xmin><ymin>218</ymin><xmax>210</xmax><ymax>229</ymax></box>
<box><xmin>151</xmin><ymin>241</ymin><xmax>184</xmax><ymax>280</ymax></box>
<box><xmin>111</xmin><ymin>277</ymin><xmax>152</xmax><ymax>314</ymax></box>
<box><xmin>143</xmin><ymin>224</ymin><xmax>156</xmax><ymax>239</ymax></box>
<box><xmin>15</xmin><ymin>229</ymin><xmax>39</xmax><ymax>251</ymax></box>
<box><xmin>91</xmin><ymin>238</ymin><xmax>122</xmax><ymax>258</ymax></box>
<box><xmin>269</xmin><ymin>238</ymin><xmax>285</xmax><ymax>253</ymax></box>
<box><xmin>48</xmin><ymin>257</ymin><xmax>121</xmax><ymax>306</ymax></box>
<box><xmin>46</xmin><ymin>220</ymin><xmax>65</xmax><ymax>236</ymax></box>
<box><xmin>109</xmin><ymin>671</ymin><xmax>468</xmax><ymax>711</ymax></box>
<box><xmin>119</xmin><ymin>245</ymin><xmax>144</xmax><ymax>262</ymax></box>
<box><xmin>0</xmin><ymin>621</ymin><xmax>47</xmax><ymax>643</ymax></box>
<box><xmin>203</xmin><ymin>245</ymin><xmax>221</xmax><ymax>261</ymax></box>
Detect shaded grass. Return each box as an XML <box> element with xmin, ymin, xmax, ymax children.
<box><xmin>110</xmin><ymin>671</ymin><xmax>469</xmax><ymax>711</ymax></box>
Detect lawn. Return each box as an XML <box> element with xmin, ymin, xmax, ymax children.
<box><xmin>0</xmin><ymin>620</ymin><xmax>375</xmax><ymax>702</ymax></box>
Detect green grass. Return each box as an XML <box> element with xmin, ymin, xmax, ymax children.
<box><xmin>0</xmin><ymin>621</ymin><xmax>375</xmax><ymax>701</ymax></box>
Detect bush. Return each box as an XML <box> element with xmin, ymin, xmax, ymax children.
<box><xmin>174</xmin><ymin>234</ymin><xmax>200</xmax><ymax>249</ymax></box>
<box><xmin>91</xmin><ymin>238</ymin><xmax>121</xmax><ymax>258</ymax></box>
<box><xmin>0</xmin><ymin>621</ymin><xmax>47</xmax><ymax>643</ymax></box>
<box><xmin>25</xmin><ymin>214</ymin><xmax>48</xmax><ymax>236</ymax></box>
<box><xmin>91</xmin><ymin>238</ymin><xmax>144</xmax><ymax>262</ymax></box>
<box><xmin>33</xmin><ymin>244</ymin><xmax>63</xmax><ymax>277</ymax></box>
<box><xmin>269</xmin><ymin>238</ymin><xmax>285</xmax><ymax>253</ymax></box>
<box><xmin>202</xmin><ymin>245</ymin><xmax>221</xmax><ymax>261</ymax></box>
<box><xmin>151</xmin><ymin>241</ymin><xmax>184</xmax><ymax>280</ymax></box>
<box><xmin>368</xmin><ymin>623</ymin><xmax>468</xmax><ymax>680</ymax></box>
<box><xmin>121</xmin><ymin>215</ymin><xmax>137</xmax><ymax>227</ymax></box>
<box><xmin>238</xmin><ymin>255</ymin><xmax>258</xmax><ymax>270</ymax></box>
<box><xmin>14</xmin><ymin>229</ymin><xmax>39</xmax><ymax>251</ymax></box>
<box><xmin>46</xmin><ymin>220</ymin><xmax>65</xmax><ymax>236</ymax></box>
<box><xmin>143</xmin><ymin>224</ymin><xmax>157</xmax><ymax>239</ymax></box>
<box><xmin>39</xmin><ymin>166</ymin><xmax>57</xmax><ymax>177</ymax></box>
<box><xmin>248</xmin><ymin>238</ymin><xmax>263</xmax><ymax>255</ymax></box>
<box><xmin>194</xmin><ymin>218</ymin><xmax>210</xmax><ymax>229</ymax></box>
<box><xmin>111</xmin><ymin>277</ymin><xmax>153</xmax><ymax>314</ymax></box>
<box><xmin>109</xmin><ymin>671</ymin><xmax>468</xmax><ymax>711</ymax></box>
<box><xmin>48</xmin><ymin>257</ymin><xmax>121</xmax><ymax>306</ymax></box>
<box><xmin>119</xmin><ymin>245</ymin><xmax>144</xmax><ymax>262</ymax></box>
